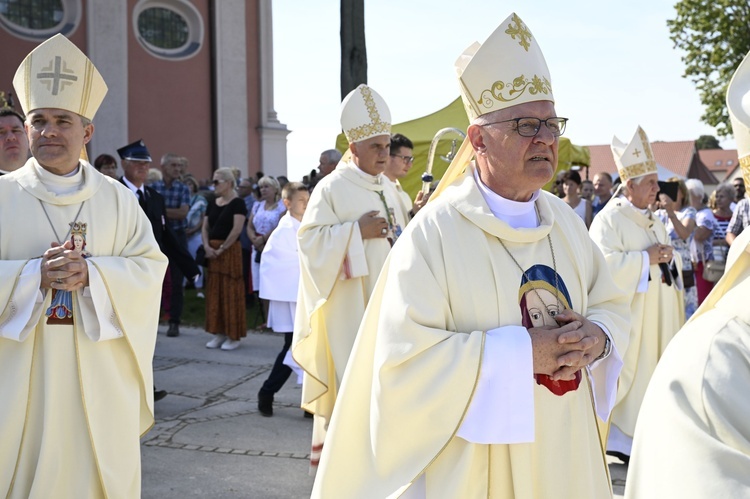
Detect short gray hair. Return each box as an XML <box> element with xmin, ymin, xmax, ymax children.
<box><xmin>321</xmin><ymin>149</ymin><xmax>342</xmax><ymax>165</ymax></box>
<box><xmin>161</xmin><ymin>152</ymin><xmax>181</xmax><ymax>166</ymax></box>
<box><xmin>685</xmin><ymin>178</ymin><xmax>704</xmax><ymax>199</ymax></box>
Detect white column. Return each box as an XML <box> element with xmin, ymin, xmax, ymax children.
<box><xmin>258</xmin><ymin>0</ymin><xmax>289</xmax><ymax>178</ymax></box>
<box><xmin>86</xmin><ymin>0</ymin><xmax>129</xmax><ymax>162</ymax></box>
<box><xmin>213</xmin><ymin>0</ymin><xmax>250</xmax><ymax>177</ymax></box>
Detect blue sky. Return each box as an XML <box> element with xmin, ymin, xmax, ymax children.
<box><xmin>273</xmin><ymin>0</ymin><xmax>733</xmax><ymax>181</ymax></box>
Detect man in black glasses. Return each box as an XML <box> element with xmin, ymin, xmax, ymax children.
<box><xmin>313</xmin><ymin>13</ymin><xmax>629</xmax><ymax>499</ymax></box>
<box><xmin>384</xmin><ymin>133</ymin><xmax>426</xmax><ymax>220</ymax></box>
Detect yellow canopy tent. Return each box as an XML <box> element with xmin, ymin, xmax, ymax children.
<box><xmin>335</xmin><ymin>97</ymin><xmax>591</xmax><ymax>199</ymax></box>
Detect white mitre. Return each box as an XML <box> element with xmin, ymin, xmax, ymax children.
<box><xmin>456</xmin><ymin>12</ymin><xmax>554</xmax><ymax>121</ymax></box>
<box><xmin>13</xmin><ymin>33</ymin><xmax>107</xmax><ymax>120</ymax></box>
<box><xmin>727</xmin><ymin>49</ymin><xmax>750</xmax><ymax>192</ymax></box>
<box><xmin>340</xmin><ymin>84</ymin><xmax>391</xmax><ymax>144</ymax></box>
<box><xmin>611</xmin><ymin>126</ymin><xmax>657</xmax><ymax>182</ymax></box>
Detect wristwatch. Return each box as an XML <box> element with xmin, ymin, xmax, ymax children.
<box><xmin>594</xmin><ymin>334</ymin><xmax>612</xmax><ymax>362</ymax></box>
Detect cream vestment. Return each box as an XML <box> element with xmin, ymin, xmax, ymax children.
<box><xmin>311</xmin><ymin>166</ymin><xmax>630</xmax><ymax>498</ymax></box>
<box><xmin>589</xmin><ymin>197</ymin><xmax>684</xmax><ymax>454</ymax></box>
<box><xmin>0</xmin><ymin>160</ymin><xmax>167</xmax><ymax>498</ymax></box>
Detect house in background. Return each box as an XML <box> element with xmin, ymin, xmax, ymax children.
<box><xmin>586</xmin><ymin>140</ymin><xmax>727</xmax><ymax>190</ymax></box>
<box><xmin>698</xmin><ymin>148</ymin><xmax>740</xmax><ymax>184</ymax></box>
<box><xmin>0</xmin><ymin>0</ymin><xmax>287</xmax><ymax>183</ymax></box>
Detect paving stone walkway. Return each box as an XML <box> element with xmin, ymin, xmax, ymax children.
<box><xmin>141</xmin><ymin>325</ymin><xmax>628</xmax><ymax>498</ymax></box>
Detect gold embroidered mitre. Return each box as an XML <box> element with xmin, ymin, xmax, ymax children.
<box><xmin>13</xmin><ymin>33</ymin><xmax>107</xmax><ymax>120</ymax></box>
<box><xmin>727</xmin><ymin>49</ymin><xmax>750</xmax><ymax>192</ymax></box>
<box><xmin>456</xmin><ymin>12</ymin><xmax>554</xmax><ymax>121</ymax></box>
<box><xmin>340</xmin><ymin>84</ymin><xmax>391</xmax><ymax>144</ymax></box>
<box><xmin>611</xmin><ymin>126</ymin><xmax>657</xmax><ymax>182</ymax></box>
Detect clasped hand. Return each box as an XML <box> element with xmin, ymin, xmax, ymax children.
<box><xmin>528</xmin><ymin>309</ymin><xmax>606</xmax><ymax>381</ymax></box>
<box><xmin>40</xmin><ymin>240</ymin><xmax>89</xmax><ymax>291</ymax></box>
<box><xmin>647</xmin><ymin>243</ymin><xmax>673</xmax><ymax>265</ymax></box>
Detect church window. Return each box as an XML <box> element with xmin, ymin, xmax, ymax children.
<box><xmin>0</xmin><ymin>0</ymin><xmax>80</xmax><ymax>41</ymax></box>
<box><xmin>134</xmin><ymin>0</ymin><xmax>203</xmax><ymax>60</ymax></box>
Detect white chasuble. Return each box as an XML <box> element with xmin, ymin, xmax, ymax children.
<box><xmin>293</xmin><ymin>161</ymin><xmax>397</xmax><ymax>424</ymax></box>
<box><xmin>626</xmin><ymin>228</ymin><xmax>750</xmax><ymax>498</ymax></box>
<box><xmin>0</xmin><ymin>160</ymin><xmax>168</xmax><ymax>499</ymax></box>
<box><xmin>311</xmin><ymin>167</ymin><xmax>631</xmax><ymax>498</ymax></box>
<box><xmin>589</xmin><ymin>198</ymin><xmax>685</xmax><ymax>446</ymax></box>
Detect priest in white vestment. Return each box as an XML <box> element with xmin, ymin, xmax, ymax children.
<box><xmin>0</xmin><ymin>35</ymin><xmax>167</xmax><ymax>499</ymax></box>
<box><xmin>625</xmin><ymin>48</ymin><xmax>750</xmax><ymax>498</ymax></box>
<box><xmin>589</xmin><ymin>126</ymin><xmax>685</xmax><ymax>463</ymax></box>
<box><xmin>311</xmin><ymin>13</ymin><xmax>631</xmax><ymax>498</ymax></box>
<box><xmin>293</xmin><ymin>84</ymin><xmax>410</xmax><ymax>468</ymax></box>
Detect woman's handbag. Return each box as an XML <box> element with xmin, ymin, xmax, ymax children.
<box><xmin>702</xmin><ymin>260</ymin><xmax>725</xmax><ymax>283</ymax></box>
<box><xmin>702</xmin><ymin>244</ymin><xmax>727</xmax><ymax>283</ymax></box>
<box><xmin>682</xmin><ymin>269</ymin><xmax>695</xmax><ymax>288</ymax></box>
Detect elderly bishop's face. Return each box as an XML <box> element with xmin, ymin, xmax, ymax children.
<box><xmin>350</xmin><ymin>134</ymin><xmax>391</xmax><ymax>176</ymax></box>
<box><xmin>626</xmin><ymin>173</ymin><xmax>659</xmax><ymax>210</ymax></box>
<box><xmin>469</xmin><ymin>100</ymin><xmax>558</xmax><ymax>202</ymax></box>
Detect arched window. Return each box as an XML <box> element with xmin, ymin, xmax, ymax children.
<box><xmin>133</xmin><ymin>0</ymin><xmax>203</xmax><ymax>60</ymax></box>
<box><xmin>0</xmin><ymin>0</ymin><xmax>80</xmax><ymax>41</ymax></box>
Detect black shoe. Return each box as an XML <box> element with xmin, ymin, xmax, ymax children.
<box><xmin>606</xmin><ymin>450</ymin><xmax>630</xmax><ymax>465</ymax></box>
<box><xmin>167</xmin><ymin>323</ymin><xmax>180</xmax><ymax>337</ymax></box>
<box><xmin>154</xmin><ymin>388</ymin><xmax>168</xmax><ymax>402</ymax></box>
<box><xmin>258</xmin><ymin>390</ymin><xmax>273</xmax><ymax>417</ymax></box>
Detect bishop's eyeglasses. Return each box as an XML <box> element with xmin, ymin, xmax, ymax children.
<box><xmin>481</xmin><ymin>117</ymin><xmax>568</xmax><ymax>137</ymax></box>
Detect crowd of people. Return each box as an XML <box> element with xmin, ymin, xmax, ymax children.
<box><xmin>2</xmin><ymin>14</ymin><xmax>750</xmax><ymax>499</ymax></box>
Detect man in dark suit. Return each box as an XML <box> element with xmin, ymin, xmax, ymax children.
<box><xmin>118</xmin><ymin>140</ymin><xmax>200</xmax><ymax>401</ymax></box>
<box><xmin>118</xmin><ymin>140</ymin><xmax>199</xmax><ymax>334</ymax></box>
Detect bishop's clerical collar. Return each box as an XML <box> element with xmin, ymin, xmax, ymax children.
<box><xmin>473</xmin><ymin>167</ymin><xmax>540</xmax><ymax>228</ymax></box>
<box><xmin>348</xmin><ymin>160</ymin><xmax>381</xmax><ymax>185</ymax></box>
<box><xmin>33</xmin><ymin>160</ymin><xmax>83</xmax><ymax>196</ymax></box>
<box><xmin>621</xmin><ymin>196</ymin><xmax>651</xmax><ymax>215</ymax></box>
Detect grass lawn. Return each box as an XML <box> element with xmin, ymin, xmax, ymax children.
<box><xmin>179</xmin><ymin>287</ymin><xmax>266</xmax><ymax>330</ymax></box>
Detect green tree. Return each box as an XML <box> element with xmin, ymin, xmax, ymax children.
<box><xmin>340</xmin><ymin>0</ymin><xmax>367</xmax><ymax>100</ymax></box>
<box><xmin>668</xmin><ymin>1</ymin><xmax>750</xmax><ymax>137</ymax></box>
<box><xmin>695</xmin><ymin>134</ymin><xmax>722</xmax><ymax>149</ymax></box>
